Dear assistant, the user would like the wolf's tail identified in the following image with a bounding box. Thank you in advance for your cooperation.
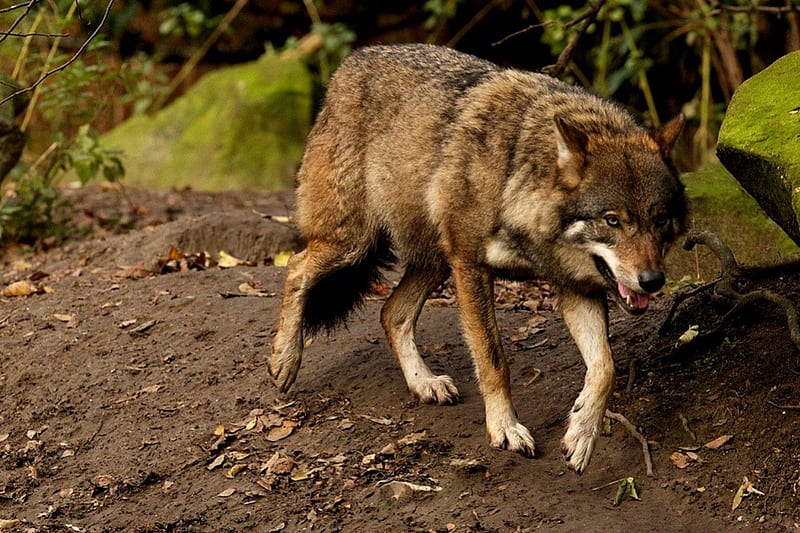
[302,238,396,336]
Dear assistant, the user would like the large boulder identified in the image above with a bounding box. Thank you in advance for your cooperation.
[102,52,313,191]
[716,51,800,246]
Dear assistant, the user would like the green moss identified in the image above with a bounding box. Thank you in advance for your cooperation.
[668,164,800,280]
[718,51,800,180]
[717,51,800,245]
[102,54,313,191]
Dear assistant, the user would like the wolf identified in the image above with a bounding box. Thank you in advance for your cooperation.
[269,44,686,473]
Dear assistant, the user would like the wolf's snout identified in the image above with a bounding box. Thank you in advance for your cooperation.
[638,270,665,293]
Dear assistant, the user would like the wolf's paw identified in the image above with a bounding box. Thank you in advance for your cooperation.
[561,418,600,474]
[410,375,459,405]
[268,350,301,394]
[487,418,536,457]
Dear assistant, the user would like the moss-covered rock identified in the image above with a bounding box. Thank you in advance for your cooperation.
[716,51,800,246]
[667,164,800,280]
[102,53,313,191]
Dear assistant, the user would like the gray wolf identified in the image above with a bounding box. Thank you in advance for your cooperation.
[269,44,686,473]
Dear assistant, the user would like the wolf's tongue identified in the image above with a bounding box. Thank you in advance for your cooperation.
[617,282,650,309]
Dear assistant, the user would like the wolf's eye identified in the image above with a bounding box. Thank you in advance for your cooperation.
[604,215,620,227]
[654,214,669,228]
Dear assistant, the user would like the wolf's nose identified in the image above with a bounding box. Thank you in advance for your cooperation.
[638,270,665,293]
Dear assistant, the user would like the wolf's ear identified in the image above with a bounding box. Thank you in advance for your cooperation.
[554,116,589,166]
[554,116,589,189]
[652,114,685,159]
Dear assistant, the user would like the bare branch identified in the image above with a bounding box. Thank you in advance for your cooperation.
[606,409,654,477]
[0,0,37,46]
[0,2,34,15]
[0,31,69,38]
[541,0,607,78]
[0,0,116,109]
[714,3,799,14]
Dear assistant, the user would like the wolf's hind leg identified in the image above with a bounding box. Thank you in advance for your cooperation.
[380,262,459,405]
[559,292,615,473]
[270,242,357,392]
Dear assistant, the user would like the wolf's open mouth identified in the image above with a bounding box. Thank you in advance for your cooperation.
[592,256,650,315]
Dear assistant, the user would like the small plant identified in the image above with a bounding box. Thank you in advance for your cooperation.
[0,126,125,247]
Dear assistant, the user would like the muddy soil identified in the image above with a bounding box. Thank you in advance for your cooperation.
[0,186,798,532]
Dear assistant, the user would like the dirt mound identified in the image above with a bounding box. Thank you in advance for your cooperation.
[0,186,798,532]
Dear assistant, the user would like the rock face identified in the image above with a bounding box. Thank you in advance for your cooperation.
[717,51,800,246]
[102,53,313,191]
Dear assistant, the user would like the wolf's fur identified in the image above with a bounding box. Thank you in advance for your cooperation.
[270,44,687,473]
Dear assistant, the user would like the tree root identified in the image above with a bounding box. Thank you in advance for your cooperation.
[606,409,654,477]
[662,229,800,353]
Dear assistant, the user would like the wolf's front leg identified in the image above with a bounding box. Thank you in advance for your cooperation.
[559,291,615,473]
[451,260,535,457]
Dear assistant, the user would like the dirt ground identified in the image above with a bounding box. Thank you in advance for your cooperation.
[0,186,798,532]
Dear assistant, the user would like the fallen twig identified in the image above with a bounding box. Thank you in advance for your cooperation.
[766,400,800,410]
[606,409,654,477]
[678,413,696,442]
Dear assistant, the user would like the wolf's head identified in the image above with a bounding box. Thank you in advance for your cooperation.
[555,114,687,314]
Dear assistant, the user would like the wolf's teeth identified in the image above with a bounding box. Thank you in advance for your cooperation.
[625,295,632,307]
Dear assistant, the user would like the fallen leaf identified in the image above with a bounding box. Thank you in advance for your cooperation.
[613,477,639,506]
[0,519,21,529]
[226,464,248,478]
[675,325,699,347]
[266,420,299,442]
[0,433,9,442]
[218,250,251,269]
[358,414,394,426]
[237,283,274,297]
[118,319,137,329]
[113,262,152,280]
[704,434,733,450]
[130,319,158,335]
[380,480,442,500]
[290,466,323,481]
[670,451,690,469]
[92,474,115,488]
[207,455,226,471]
[379,443,397,455]
[53,313,75,323]
[261,213,292,224]
[264,452,294,475]
[2,280,39,297]
[338,419,354,430]
[369,282,392,297]
[732,476,750,511]
[397,430,427,447]
[217,488,236,498]
[272,251,294,267]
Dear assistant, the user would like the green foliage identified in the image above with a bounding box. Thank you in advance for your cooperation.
[0,126,125,246]
[50,125,125,185]
[159,3,222,39]
[281,22,356,84]
[313,22,356,81]
[424,0,463,29]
